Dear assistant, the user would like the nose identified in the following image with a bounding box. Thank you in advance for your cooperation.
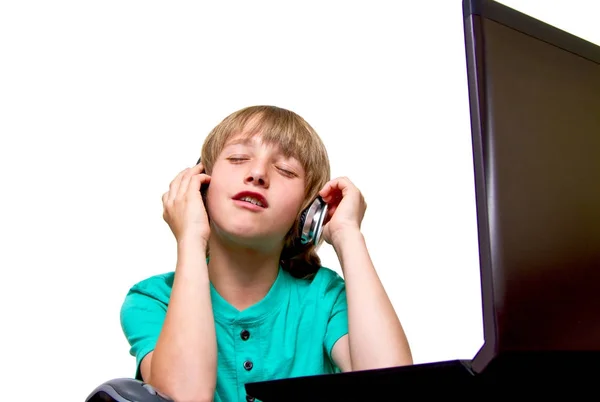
[244,162,269,188]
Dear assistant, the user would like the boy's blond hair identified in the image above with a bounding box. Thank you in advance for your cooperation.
[200,105,331,278]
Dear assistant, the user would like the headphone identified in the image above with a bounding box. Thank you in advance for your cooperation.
[196,157,328,246]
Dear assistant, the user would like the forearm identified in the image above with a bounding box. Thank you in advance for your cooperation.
[334,231,413,370]
[151,239,217,401]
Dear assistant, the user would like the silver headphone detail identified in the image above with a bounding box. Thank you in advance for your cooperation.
[299,196,328,246]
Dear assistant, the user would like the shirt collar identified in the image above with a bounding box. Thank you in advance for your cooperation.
[209,264,290,325]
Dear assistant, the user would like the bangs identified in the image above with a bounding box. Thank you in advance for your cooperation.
[231,108,314,168]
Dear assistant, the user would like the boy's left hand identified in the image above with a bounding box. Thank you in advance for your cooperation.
[319,177,367,246]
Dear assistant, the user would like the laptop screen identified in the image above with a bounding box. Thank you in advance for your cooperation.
[464,0,600,371]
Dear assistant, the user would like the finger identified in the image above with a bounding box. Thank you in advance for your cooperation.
[200,173,211,188]
[193,161,205,173]
[320,177,347,196]
[177,163,206,198]
[177,168,198,200]
[324,203,337,224]
[318,180,336,200]
[319,180,345,204]
[168,168,190,203]
[327,177,356,196]
[188,173,211,198]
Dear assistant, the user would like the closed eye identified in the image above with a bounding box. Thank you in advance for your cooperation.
[277,167,296,177]
[227,157,297,177]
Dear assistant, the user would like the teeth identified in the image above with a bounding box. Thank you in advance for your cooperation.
[240,196,264,207]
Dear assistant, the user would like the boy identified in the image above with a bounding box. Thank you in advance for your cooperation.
[120,105,412,401]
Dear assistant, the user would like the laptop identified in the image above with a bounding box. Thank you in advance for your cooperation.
[246,1,600,400]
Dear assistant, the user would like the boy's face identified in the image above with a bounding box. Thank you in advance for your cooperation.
[206,133,307,251]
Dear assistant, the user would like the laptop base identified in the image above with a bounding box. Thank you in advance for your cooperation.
[245,351,600,401]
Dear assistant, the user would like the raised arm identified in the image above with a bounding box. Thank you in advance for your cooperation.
[142,164,216,401]
[144,241,216,401]
[320,177,413,371]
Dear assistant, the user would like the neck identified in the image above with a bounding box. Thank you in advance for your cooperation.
[207,235,283,311]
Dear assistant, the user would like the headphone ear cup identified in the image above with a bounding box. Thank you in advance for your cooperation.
[297,206,309,244]
[296,197,328,246]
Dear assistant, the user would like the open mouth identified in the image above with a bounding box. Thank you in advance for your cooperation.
[232,191,269,208]
[238,196,265,208]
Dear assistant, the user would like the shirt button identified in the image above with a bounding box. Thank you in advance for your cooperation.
[240,329,250,341]
[243,360,254,371]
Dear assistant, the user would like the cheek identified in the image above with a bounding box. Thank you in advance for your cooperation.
[205,180,228,213]
[278,192,305,222]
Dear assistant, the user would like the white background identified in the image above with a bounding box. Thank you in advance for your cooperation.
[1,1,598,400]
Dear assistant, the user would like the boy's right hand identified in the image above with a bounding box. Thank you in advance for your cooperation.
[162,162,212,247]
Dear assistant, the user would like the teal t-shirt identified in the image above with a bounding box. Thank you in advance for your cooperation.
[120,266,349,402]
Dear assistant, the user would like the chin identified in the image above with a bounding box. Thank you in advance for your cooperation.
[210,219,280,248]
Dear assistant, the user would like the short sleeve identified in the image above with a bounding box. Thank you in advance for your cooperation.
[120,286,168,380]
[322,270,349,365]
